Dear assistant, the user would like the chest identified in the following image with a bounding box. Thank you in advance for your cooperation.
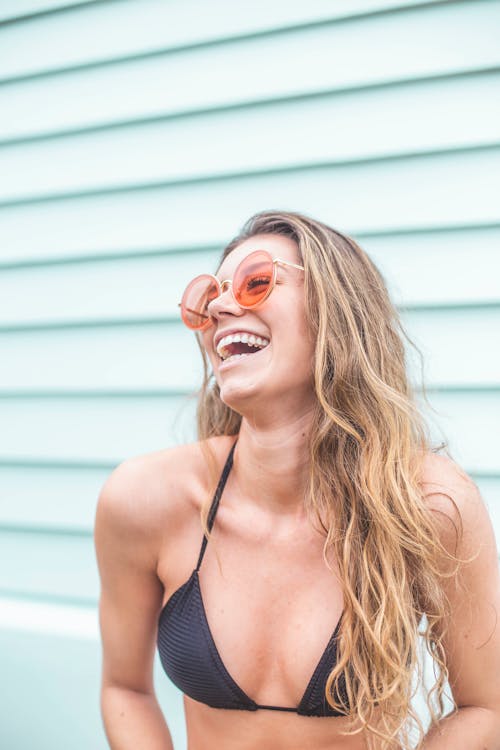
[196,520,344,706]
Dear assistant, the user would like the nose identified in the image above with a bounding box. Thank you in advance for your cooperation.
[206,280,244,322]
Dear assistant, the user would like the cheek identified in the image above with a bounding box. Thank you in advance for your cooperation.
[286,301,313,347]
[286,311,315,374]
[274,316,314,368]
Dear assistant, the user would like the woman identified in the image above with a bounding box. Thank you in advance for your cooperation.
[94,211,500,750]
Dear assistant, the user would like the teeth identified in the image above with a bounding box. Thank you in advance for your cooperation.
[216,332,270,360]
[222,353,252,364]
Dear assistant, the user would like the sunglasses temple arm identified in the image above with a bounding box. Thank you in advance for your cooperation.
[275,259,305,271]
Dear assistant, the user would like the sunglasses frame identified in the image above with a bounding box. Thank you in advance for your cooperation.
[178,250,305,331]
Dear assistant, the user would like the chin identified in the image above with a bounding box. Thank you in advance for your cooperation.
[218,379,260,409]
[215,369,267,413]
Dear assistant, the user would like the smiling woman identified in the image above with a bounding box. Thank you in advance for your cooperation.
[95,210,500,750]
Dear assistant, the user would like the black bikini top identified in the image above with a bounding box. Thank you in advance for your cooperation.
[156,440,349,717]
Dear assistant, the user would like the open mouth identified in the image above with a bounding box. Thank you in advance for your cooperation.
[216,334,270,364]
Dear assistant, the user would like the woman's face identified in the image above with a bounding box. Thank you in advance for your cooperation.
[201,233,316,421]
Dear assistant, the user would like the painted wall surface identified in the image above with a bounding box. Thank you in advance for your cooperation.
[0,1,499,748]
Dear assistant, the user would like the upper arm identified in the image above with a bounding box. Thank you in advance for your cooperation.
[422,454,500,714]
[94,458,166,695]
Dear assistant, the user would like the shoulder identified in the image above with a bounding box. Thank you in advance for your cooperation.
[419,450,481,509]
[95,435,236,546]
[418,450,489,558]
[419,450,477,501]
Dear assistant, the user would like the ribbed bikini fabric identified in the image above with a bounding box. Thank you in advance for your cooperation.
[156,440,349,717]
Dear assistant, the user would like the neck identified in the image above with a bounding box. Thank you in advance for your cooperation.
[231,411,314,518]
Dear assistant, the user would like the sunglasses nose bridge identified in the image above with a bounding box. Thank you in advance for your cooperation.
[207,277,239,318]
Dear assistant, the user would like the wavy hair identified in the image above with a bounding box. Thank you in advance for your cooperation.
[191,210,472,750]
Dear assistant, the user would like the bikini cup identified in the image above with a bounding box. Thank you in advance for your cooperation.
[156,439,349,717]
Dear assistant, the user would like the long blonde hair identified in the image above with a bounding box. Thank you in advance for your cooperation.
[192,210,471,749]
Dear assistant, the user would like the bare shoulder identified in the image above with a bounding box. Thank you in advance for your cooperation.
[418,450,489,558]
[96,441,200,536]
[420,450,476,500]
[95,435,236,550]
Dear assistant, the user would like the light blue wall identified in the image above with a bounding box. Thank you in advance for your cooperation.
[0,1,499,748]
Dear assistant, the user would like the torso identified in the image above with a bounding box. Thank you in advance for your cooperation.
[152,435,380,749]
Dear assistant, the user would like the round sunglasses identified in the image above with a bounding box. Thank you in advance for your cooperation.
[179,249,305,331]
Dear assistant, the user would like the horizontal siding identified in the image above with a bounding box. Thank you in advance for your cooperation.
[0,309,499,392]
[425,390,500,472]
[0,0,96,24]
[1,71,500,203]
[0,391,497,472]
[1,226,499,321]
[1,148,500,263]
[1,1,499,141]
[0,529,97,602]
[368,225,500,307]
[0,0,450,78]
[404,307,500,386]
[0,463,108,529]
[0,324,203,391]
[0,394,197,461]
[0,247,220,320]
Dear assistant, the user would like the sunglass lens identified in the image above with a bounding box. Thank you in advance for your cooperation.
[181,275,219,329]
[233,251,274,307]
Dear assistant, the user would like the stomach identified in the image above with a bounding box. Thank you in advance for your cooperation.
[184,696,381,750]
